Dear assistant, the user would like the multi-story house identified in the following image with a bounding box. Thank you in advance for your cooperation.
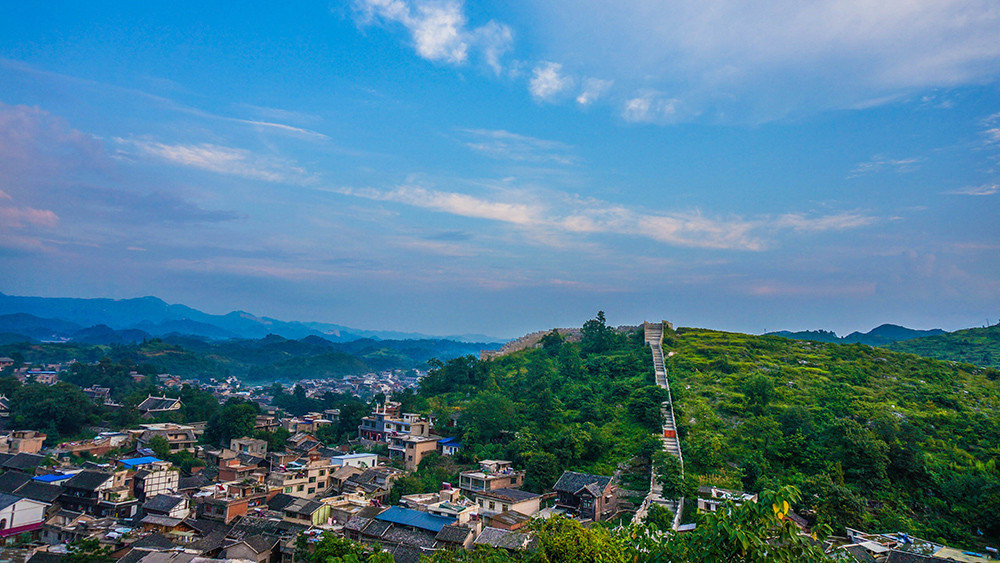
[231,437,268,457]
[458,460,525,495]
[135,424,197,454]
[0,431,46,454]
[124,458,179,502]
[59,470,138,519]
[388,434,441,471]
[266,453,334,498]
[552,471,618,522]
[357,402,430,442]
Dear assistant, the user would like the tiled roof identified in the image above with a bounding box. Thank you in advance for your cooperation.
[552,471,612,495]
[14,480,63,502]
[2,452,46,471]
[137,396,182,412]
[435,524,472,544]
[0,471,32,493]
[474,527,509,547]
[143,494,185,514]
[477,487,540,503]
[63,470,113,492]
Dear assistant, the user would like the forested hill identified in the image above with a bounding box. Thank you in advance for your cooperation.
[0,333,495,381]
[415,318,999,550]
[887,324,1000,368]
[663,327,999,547]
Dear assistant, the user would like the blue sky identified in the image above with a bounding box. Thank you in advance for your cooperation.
[1,1,998,338]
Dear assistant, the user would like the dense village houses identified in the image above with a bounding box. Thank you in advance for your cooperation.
[388,434,441,471]
[357,401,431,443]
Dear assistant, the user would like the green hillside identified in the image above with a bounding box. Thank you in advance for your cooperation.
[665,327,999,545]
[412,318,999,550]
[886,324,1000,369]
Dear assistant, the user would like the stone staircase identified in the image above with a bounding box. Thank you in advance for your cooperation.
[633,321,684,529]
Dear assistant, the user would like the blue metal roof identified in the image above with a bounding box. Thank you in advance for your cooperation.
[375,506,456,533]
[439,437,462,447]
[33,474,71,482]
[119,456,163,467]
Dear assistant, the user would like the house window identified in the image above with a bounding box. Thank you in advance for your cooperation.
[319,470,326,476]
[489,502,495,510]
[308,488,315,494]
[297,485,304,492]
[284,487,292,493]
[309,477,316,483]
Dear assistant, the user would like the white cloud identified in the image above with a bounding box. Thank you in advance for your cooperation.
[773,212,877,231]
[460,129,576,164]
[355,0,512,69]
[334,183,875,251]
[946,183,999,196]
[336,185,542,225]
[119,138,310,183]
[0,205,59,228]
[849,155,922,177]
[622,91,683,123]
[520,0,1000,118]
[529,62,573,101]
[576,78,613,106]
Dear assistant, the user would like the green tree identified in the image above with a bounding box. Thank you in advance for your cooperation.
[532,515,627,563]
[64,538,114,563]
[632,486,833,563]
[148,435,171,459]
[205,400,259,445]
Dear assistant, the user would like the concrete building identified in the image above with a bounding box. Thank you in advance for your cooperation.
[459,460,525,495]
[388,434,441,471]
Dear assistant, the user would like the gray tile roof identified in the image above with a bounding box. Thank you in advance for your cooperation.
[435,524,472,544]
[552,471,612,495]
[143,494,185,514]
[2,452,46,471]
[14,480,63,502]
[477,487,540,503]
[0,471,32,493]
[63,470,113,492]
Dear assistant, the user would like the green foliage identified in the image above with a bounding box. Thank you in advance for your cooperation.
[296,532,384,563]
[64,538,114,563]
[10,382,101,442]
[204,399,260,446]
[887,324,1000,369]
[148,435,172,459]
[667,328,1000,547]
[630,486,833,563]
[531,515,627,563]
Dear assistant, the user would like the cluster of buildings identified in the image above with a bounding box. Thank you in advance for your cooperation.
[0,396,629,563]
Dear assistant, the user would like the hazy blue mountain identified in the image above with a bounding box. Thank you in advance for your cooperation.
[0,292,508,346]
[71,324,153,345]
[767,323,946,345]
[0,313,82,341]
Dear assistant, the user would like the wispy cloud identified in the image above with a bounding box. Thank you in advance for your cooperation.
[946,183,999,196]
[460,129,576,164]
[336,185,541,225]
[529,62,573,101]
[622,91,684,124]
[118,138,311,184]
[333,183,876,251]
[354,0,512,71]
[849,155,922,177]
[0,205,59,228]
[577,78,613,106]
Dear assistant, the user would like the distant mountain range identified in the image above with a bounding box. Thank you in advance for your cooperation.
[0,292,504,344]
[765,324,947,346]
